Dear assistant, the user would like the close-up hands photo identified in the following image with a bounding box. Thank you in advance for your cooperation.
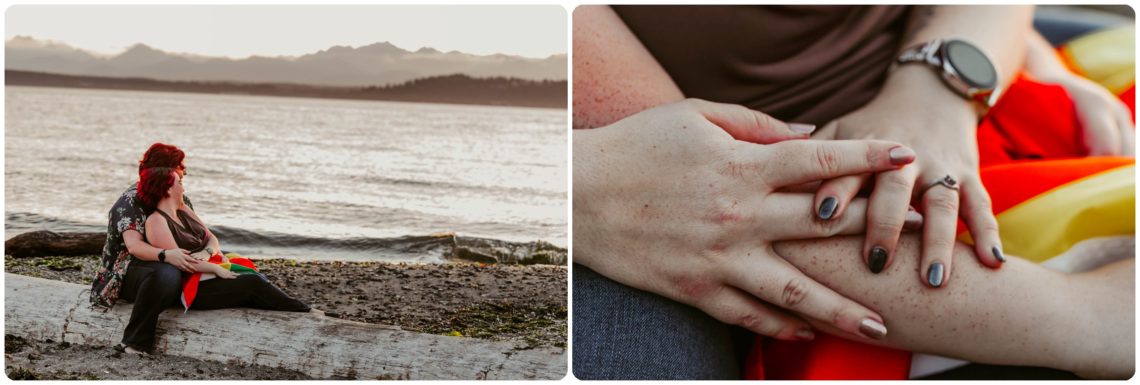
[572,3,1135,381]
[2,2,1136,383]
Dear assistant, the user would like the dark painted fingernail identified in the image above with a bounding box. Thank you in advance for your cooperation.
[868,247,887,274]
[789,123,817,135]
[889,146,916,165]
[902,210,923,231]
[859,318,887,340]
[928,262,944,288]
[818,197,838,220]
[993,246,1006,263]
[795,328,816,341]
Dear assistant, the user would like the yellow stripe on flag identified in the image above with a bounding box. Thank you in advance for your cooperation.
[960,165,1135,262]
[1060,26,1136,95]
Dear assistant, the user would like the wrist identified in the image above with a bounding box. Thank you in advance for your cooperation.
[879,65,980,123]
[572,129,610,268]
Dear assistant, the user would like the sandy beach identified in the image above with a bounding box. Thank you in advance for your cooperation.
[5,255,566,380]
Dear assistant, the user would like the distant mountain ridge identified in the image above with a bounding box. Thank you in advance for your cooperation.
[6,70,567,109]
[6,36,566,87]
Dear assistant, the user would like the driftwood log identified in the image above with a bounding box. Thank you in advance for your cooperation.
[5,231,104,258]
[5,274,566,380]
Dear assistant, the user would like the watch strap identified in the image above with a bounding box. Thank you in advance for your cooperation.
[158,249,166,262]
[896,39,944,67]
[894,38,999,110]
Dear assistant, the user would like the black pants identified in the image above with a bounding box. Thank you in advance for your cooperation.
[119,260,310,352]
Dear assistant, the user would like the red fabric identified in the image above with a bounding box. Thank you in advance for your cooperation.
[1123,85,1136,116]
[757,334,911,380]
[977,74,1084,167]
[229,257,258,271]
[746,76,1136,380]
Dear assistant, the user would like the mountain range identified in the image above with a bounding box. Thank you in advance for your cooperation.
[6,36,566,87]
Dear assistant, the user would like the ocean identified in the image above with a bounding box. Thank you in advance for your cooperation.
[5,86,567,262]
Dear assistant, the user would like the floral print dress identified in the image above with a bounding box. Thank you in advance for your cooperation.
[89,184,192,308]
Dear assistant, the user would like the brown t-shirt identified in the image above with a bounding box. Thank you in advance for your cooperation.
[614,5,911,125]
[153,209,211,254]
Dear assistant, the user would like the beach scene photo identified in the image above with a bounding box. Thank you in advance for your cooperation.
[4,5,567,380]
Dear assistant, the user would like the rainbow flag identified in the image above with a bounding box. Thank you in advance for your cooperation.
[180,253,261,311]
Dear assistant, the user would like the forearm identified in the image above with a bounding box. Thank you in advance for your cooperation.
[899,5,1033,89]
[774,235,1134,378]
[572,5,683,129]
[207,232,222,256]
[1023,29,1089,87]
[198,262,225,274]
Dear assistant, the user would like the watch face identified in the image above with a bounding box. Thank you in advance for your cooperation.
[944,40,997,89]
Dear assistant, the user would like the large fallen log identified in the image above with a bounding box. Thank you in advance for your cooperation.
[5,231,104,258]
[5,274,566,380]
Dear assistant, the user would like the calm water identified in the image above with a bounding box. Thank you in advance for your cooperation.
[5,86,567,261]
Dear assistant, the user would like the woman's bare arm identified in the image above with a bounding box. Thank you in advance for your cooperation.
[572,5,684,129]
[143,214,180,251]
[774,235,1134,379]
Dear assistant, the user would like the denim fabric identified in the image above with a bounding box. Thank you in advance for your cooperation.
[572,265,746,380]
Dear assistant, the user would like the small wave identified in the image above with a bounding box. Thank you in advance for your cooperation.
[5,212,102,235]
[349,174,563,198]
[206,226,566,265]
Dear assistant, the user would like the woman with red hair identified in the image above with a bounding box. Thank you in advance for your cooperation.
[91,144,310,355]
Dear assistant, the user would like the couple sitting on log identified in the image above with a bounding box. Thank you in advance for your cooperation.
[89,143,313,355]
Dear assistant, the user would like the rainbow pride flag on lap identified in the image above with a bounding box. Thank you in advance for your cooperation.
[180,253,260,311]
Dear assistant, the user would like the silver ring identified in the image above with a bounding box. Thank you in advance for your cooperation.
[922,175,959,195]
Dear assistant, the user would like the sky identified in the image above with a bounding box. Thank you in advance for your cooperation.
[6,5,567,59]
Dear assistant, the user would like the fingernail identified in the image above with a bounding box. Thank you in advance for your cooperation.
[818,197,838,220]
[992,246,1006,263]
[789,123,817,135]
[868,247,887,274]
[928,262,944,288]
[795,328,816,341]
[902,210,923,231]
[859,318,887,340]
[889,146,916,165]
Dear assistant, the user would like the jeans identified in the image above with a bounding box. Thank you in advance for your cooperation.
[571,265,750,380]
[119,260,310,352]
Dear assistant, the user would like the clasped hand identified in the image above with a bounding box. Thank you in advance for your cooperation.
[574,99,919,340]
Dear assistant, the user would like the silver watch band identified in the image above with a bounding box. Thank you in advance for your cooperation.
[893,38,999,109]
[897,39,943,67]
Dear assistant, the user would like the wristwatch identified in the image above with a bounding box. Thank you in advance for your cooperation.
[895,38,1000,108]
[158,249,167,262]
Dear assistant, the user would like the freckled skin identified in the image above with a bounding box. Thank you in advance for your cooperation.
[772,235,1134,379]
[572,6,684,130]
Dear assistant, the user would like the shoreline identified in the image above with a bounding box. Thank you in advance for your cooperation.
[3,230,568,265]
[4,255,566,380]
